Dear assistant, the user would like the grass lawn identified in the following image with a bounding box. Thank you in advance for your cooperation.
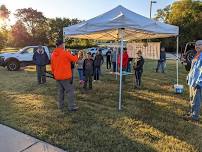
[0,60,202,152]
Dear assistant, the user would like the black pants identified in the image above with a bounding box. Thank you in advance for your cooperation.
[84,72,92,89]
[36,65,46,84]
[112,62,116,72]
[135,70,143,87]
[107,57,111,69]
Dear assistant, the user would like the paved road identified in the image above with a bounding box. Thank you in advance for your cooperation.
[0,124,67,152]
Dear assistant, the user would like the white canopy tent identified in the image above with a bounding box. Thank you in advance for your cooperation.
[63,5,179,110]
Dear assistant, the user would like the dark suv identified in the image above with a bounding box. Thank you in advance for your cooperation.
[181,42,196,71]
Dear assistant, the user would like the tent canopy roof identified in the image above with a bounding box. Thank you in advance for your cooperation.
[63,5,179,41]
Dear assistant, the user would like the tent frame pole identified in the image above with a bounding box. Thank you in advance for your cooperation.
[176,36,179,85]
[118,28,124,111]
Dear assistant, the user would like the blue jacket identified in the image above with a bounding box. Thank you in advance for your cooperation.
[159,51,166,62]
[33,51,49,66]
[187,53,202,88]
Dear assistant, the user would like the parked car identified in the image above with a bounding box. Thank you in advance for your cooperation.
[87,47,98,56]
[180,42,196,71]
[87,47,110,56]
[0,46,51,71]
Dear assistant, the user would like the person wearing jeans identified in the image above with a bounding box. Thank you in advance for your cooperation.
[156,47,166,73]
[77,51,85,84]
[118,48,129,82]
[111,48,117,72]
[184,40,202,122]
[94,50,104,81]
[33,45,49,84]
[51,40,78,112]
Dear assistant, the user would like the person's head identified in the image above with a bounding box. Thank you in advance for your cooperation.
[37,45,43,51]
[98,49,102,54]
[56,39,64,48]
[123,47,127,52]
[195,40,202,52]
[161,47,165,52]
[136,50,142,57]
[78,50,84,59]
[87,52,91,59]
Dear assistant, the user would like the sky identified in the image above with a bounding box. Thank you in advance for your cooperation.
[1,0,176,24]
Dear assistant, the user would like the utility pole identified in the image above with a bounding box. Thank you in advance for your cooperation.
[150,0,157,19]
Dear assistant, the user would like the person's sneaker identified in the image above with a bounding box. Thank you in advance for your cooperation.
[183,115,199,122]
[68,107,79,112]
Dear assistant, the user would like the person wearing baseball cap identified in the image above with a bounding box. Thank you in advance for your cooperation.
[51,39,78,112]
[33,45,49,84]
[184,40,202,122]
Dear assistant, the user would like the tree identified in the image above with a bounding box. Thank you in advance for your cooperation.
[0,5,10,21]
[15,8,48,45]
[154,0,202,48]
[0,5,10,50]
[11,21,31,47]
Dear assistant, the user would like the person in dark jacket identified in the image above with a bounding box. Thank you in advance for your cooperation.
[94,50,104,81]
[133,50,144,88]
[106,49,112,69]
[33,45,49,84]
[83,52,94,90]
[156,47,166,73]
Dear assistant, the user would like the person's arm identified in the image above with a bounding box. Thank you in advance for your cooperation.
[66,51,78,62]
[101,55,104,64]
[33,52,36,64]
[83,59,86,76]
[92,59,95,75]
[44,52,50,65]
[51,55,55,74]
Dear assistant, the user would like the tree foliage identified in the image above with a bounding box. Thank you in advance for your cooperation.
[0,5,10,20]
[0,5,10,50]
[15,8,48,45]
[155,0,202,47]
[11,21,31,47]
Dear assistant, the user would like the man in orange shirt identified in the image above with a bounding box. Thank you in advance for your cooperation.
[51,40,78,112]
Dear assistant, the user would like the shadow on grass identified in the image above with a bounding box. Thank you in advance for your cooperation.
[0,90,157,152]
[122,90,202,151]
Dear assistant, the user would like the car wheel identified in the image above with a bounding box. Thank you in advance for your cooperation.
[7,60,20,71]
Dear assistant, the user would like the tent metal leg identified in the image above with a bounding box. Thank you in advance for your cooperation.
[119,29,124,111]
[176,36,179,85]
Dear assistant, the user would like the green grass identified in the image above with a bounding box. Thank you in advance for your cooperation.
[0,60,202,152]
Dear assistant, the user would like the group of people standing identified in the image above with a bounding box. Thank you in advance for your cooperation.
[32,40,168,113]
[76,50,104,90]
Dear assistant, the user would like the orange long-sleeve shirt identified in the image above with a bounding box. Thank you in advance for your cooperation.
[51,48,78,80]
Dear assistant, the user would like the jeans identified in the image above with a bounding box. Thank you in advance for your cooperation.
[156,61,165,73]
[112,62,116,72]
[135,70,143,87]
[190,87,202,120]
[94,67,100,80]
[78,69,84,81]
[127,62,131,72]
[36,65,46,84]
[57,79,76,110]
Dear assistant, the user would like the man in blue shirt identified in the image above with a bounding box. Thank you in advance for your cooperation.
[156,47,166,73]
[184,40,202,122]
